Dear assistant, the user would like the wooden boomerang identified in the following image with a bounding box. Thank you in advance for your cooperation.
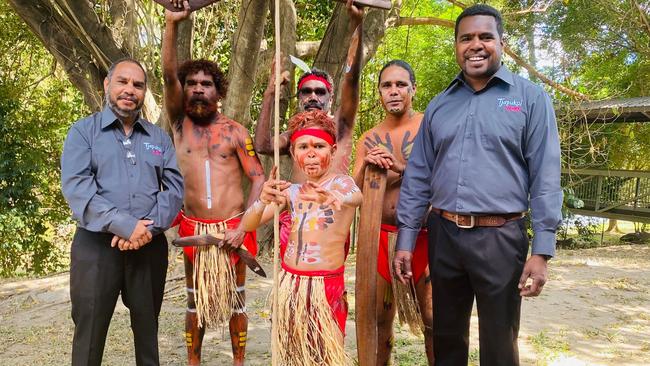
[172,235,267,278]
[155,0,391,11]
[153,0,219,12]
[333,0,392,10]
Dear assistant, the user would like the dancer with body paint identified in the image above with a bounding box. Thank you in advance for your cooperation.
[254,0,364,278]
[255,0,364,181]
[162,3,265,365]
[353,60,433,365]
[242,110,362,365]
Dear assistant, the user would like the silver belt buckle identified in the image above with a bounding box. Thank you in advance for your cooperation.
[455,214,475,229]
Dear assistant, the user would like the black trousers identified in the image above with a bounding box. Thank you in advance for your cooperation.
[427,213,529,366]
[70,228,168,366]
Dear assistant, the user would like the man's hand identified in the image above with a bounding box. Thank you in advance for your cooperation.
[260,176,290,206]
[129,219,154,246]
[265,54,290,93]
[518,254,548,297]
[364,146,404,174]
[346,0,364,25]
[111,235,140,251]
[165,0,191,22]
[393,250,413,285]
[222,228,246,249]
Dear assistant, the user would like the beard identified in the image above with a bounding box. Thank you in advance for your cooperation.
[106,92,143,121]
[184,96,218,126]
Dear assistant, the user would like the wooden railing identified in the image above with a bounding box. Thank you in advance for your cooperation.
[561,168,650,223]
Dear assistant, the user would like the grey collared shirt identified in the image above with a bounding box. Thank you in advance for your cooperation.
[396,66,562,257]
[61,107,184,239]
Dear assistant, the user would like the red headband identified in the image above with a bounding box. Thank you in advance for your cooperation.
[297,75,332,93]
[290,128,335,146]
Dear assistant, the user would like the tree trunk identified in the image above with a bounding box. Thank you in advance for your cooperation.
[606,219,624,233]
[8,0,110,111]
[268,0,297,121]
[222,0,269,127]
[7,0,165,120]
[314,4,353,111]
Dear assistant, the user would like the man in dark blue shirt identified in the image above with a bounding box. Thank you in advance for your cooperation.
[393,5,562,365]
[61,58,184,366]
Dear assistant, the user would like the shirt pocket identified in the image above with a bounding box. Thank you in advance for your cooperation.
[141,143,164,190]
[480,103,526,152]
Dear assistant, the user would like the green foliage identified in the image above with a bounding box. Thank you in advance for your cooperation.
[295,0,335,41]
[0,3,85,276]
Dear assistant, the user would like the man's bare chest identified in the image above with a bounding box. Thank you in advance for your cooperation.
[174,122,238,162]
[363,128,418,161]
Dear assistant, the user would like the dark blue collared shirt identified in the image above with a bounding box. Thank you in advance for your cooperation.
[61,107,184,239]
[396,66,562,257]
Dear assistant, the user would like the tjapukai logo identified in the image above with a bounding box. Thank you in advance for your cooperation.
[144,142,163,156]
[497,97,522,112]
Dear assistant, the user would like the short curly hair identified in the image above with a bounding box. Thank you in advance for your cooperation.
[178,59,228,98]
[287,110,336,142]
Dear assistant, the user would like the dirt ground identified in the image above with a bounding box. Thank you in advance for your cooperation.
[1,244,649,365]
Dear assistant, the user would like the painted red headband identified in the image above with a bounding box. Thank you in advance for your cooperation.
[290,128,335,146]
[297,75,333,93]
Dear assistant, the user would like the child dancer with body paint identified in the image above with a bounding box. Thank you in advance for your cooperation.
[242,110,362,365]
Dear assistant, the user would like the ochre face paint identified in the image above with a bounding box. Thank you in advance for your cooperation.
[292,134,334,179]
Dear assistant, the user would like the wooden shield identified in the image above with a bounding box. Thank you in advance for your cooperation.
[152,0,220,12]
[355,165,387,365]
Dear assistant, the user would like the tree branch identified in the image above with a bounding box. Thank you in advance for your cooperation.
[222,0,269,126]
[8,0,106,110]
[394,15,590,100]
[633,0,650,37]
[395,16,454,27]
[502,46,589,100]
[446,0,468,9]
[503,0,557,16]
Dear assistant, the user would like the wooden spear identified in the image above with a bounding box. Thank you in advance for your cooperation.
[271,0,281,363]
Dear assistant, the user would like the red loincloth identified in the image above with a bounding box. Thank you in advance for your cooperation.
[377,223,428,284]
[173,211,257,265]
[281,262,348,335]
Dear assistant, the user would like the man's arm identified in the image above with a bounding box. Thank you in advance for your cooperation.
[518,89,562,297]
[143,133,185,236]
[61,125,139,240]
[236,127,266,209]
[162,6,191,125]
[352,132,369,188]
[524,90,563,258]
[223,125,267,249]
[240,170,290,232]
[334,1,364,142]
[393,108,435,284]
[255,58,291,156]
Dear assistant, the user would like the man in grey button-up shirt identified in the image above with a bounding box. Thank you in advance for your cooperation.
[393,5,562,365]
[61,58,183,366]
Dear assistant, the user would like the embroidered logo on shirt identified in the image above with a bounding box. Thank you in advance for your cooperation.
[143,142,163,156]
[497,97,523,112]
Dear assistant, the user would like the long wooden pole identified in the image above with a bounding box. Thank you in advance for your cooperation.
[355,165,387,365]
[271,0,281,363]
